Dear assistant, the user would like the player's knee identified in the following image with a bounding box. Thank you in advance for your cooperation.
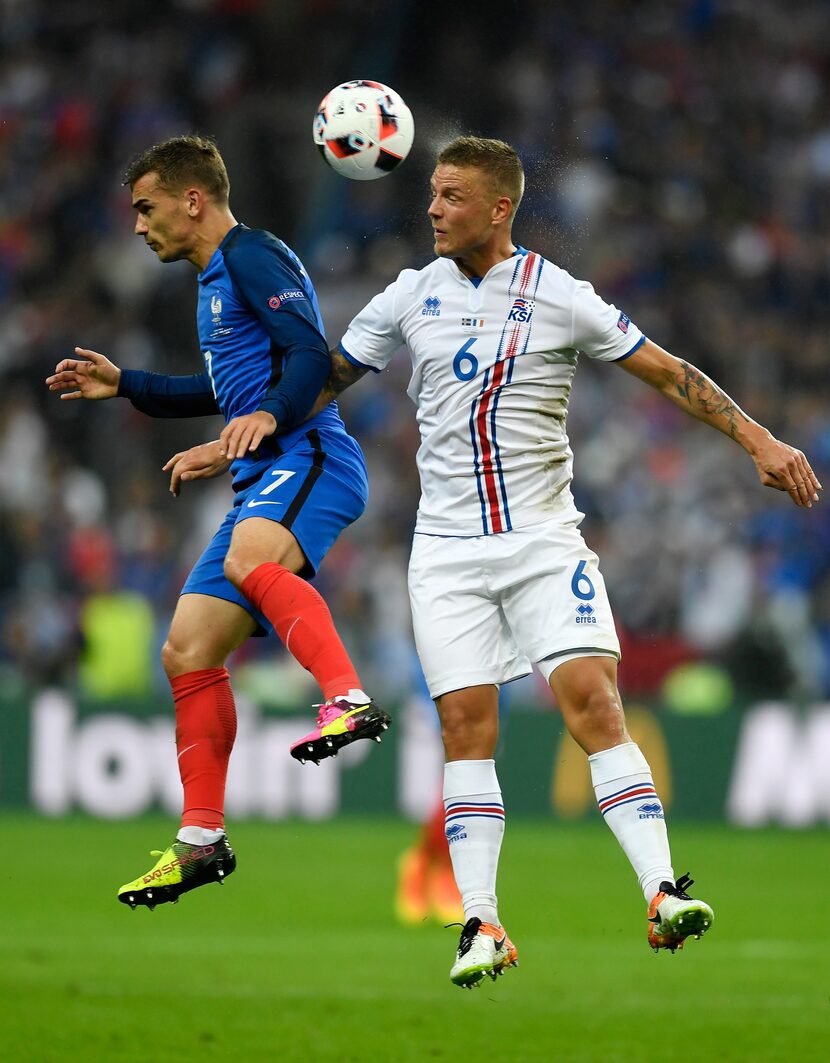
[439,702,498,759]
[162,636,227,678]
[223,549,251,591]
[563,685,627,747]
[224,544,283,589]
[161,637,188,679]
[573,684,622,721]
[222,548,266,591]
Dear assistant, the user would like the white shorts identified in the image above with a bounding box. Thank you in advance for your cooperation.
[407,511,620,699]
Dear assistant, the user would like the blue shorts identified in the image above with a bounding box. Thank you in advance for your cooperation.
[181,427,368,635]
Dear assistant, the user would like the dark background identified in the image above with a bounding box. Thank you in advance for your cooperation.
[2,0,828,709]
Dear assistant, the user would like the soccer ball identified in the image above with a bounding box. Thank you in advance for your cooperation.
[313,80,414,181]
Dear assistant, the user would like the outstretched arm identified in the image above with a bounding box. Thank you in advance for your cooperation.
[47,348,219,418]
[620,339,822,508]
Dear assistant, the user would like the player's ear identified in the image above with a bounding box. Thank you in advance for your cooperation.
[492,196,513,224]
[185,187,203,217]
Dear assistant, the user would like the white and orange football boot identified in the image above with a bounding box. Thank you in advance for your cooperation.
[648,872,714,953]
[450,917,519,988]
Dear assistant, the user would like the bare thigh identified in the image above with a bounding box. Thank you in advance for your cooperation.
[224,516,307,586]
[162,593,258,679]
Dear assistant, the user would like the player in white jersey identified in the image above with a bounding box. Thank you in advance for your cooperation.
[342,237,641,540]
[326,136,822,988]
[173,136,822,986]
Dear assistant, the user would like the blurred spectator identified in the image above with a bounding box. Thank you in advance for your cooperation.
[58,517,155,698]
[1,0,828,704]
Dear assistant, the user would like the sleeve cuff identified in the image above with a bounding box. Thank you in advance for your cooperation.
[257,395,291,426]
[339,341,382,373]
[117,368,146,398]
[612,335,646,362]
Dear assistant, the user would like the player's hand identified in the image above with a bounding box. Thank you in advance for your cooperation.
[219,411,278,461]
[45,347,121,400]
[751,434,822,508]
[163,440,231,496]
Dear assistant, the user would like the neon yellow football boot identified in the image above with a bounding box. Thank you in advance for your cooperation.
[117,837,236,910]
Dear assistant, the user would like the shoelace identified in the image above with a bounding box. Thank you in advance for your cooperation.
[447,917,482,957]
[663,872,695,900]
[312,700,350,726]
[312,696,372,726]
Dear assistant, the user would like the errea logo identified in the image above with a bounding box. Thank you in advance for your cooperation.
[422,295,441,317]
[445,822,467,844]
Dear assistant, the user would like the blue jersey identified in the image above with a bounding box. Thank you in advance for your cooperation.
[119,224,350,488]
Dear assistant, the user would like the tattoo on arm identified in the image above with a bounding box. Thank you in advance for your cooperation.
[674,361,750,439]
[318,351,371,405]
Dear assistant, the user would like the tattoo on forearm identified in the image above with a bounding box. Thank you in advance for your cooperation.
[674,361,749,439]
[305,356,372,423]
[327,355,370,397]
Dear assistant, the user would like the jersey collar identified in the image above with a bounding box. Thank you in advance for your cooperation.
[452,245,529,287]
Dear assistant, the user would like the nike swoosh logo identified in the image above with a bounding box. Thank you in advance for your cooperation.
[247,500,285,508]
[178,742,198,759]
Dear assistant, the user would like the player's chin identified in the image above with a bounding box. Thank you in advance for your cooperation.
[148,242,179,263]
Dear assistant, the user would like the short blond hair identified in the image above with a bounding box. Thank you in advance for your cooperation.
[437,136,524,217]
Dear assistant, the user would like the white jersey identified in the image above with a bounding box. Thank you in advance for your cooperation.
[340,248,644,536]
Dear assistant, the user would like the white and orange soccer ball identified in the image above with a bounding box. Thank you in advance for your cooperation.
[313,80,414,181]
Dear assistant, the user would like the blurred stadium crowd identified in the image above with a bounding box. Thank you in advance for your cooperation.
[1,0,829,708]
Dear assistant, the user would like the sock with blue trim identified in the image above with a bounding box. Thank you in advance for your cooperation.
[443,759,505,925]
[589,741,674,903]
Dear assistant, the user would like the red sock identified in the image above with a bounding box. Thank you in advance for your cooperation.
[241,562,361,700]
[171,668,237,831]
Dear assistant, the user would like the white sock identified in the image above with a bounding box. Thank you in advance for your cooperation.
[177,826,225,846]
[589,742,674,903]
[443,759,505,925]
[341,688,369,703]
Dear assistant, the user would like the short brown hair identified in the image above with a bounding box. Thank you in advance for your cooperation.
[123,135,230,203]
[437,136,524,218]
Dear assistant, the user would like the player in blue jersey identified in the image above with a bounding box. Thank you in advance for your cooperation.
[46,135,390,909]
